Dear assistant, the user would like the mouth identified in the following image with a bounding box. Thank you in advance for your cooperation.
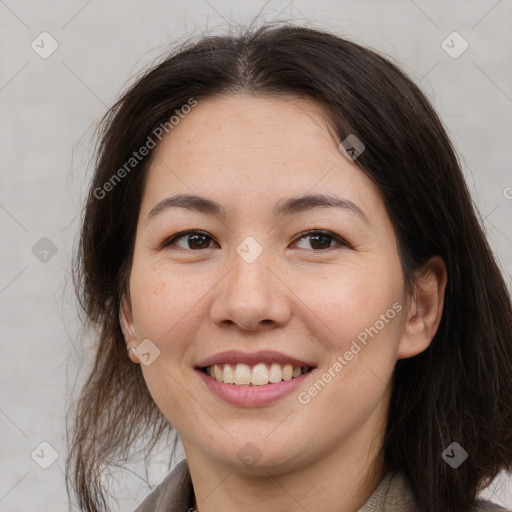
[199,362,313,386]
[195,350,317,406]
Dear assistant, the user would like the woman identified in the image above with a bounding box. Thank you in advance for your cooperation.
[67,23,512,512]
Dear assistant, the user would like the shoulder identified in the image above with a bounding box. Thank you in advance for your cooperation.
[358,470,512,512]
[357,471,421,511]
[133,459,194,512]
[132,462,511,512]
[471,499,512,512]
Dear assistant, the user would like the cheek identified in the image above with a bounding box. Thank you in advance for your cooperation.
[296,258,404,346]
[302,261,405,411]
[305,303,404,426]
[129,263,196,345]
[129,264,207,427]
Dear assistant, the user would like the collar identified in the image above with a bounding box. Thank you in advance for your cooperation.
[133,458,510,512]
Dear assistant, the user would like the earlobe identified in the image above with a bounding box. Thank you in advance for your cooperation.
[397,256,447,359]
[119,296,140,364]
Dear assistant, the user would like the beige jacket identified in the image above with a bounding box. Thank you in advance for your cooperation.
[133,459,511,512]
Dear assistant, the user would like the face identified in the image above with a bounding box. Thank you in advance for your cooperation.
[121,93,414,475]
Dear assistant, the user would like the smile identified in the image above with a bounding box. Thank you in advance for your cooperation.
[196,350,316,406]
[202,363,312,386]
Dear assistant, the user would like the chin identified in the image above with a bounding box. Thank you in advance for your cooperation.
[199,432,317,476]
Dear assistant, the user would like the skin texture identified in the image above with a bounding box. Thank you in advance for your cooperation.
[120,93,447,512]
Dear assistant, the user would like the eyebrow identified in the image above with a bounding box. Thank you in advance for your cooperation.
[146,193,369,225]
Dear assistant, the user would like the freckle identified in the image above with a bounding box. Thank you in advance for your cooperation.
[152,282,165,294]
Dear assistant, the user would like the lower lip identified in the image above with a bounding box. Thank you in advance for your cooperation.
[196,369,315,407]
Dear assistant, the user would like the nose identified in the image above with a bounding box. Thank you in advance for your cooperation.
[209,248,292,331]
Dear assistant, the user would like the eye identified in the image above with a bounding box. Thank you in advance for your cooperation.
[291,229,350,251]
[162,230,218,250]
[161,229,350,251]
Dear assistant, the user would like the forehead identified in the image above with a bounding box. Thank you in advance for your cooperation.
[141,93,383,222]
[153,94,336,164]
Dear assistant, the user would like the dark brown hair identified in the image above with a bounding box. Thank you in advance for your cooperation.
[67,22,512,512]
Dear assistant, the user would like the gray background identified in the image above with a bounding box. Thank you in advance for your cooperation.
[1,1,511,511]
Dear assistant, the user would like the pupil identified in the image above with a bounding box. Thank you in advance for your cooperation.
[311,234,330,250]
[186,233,332,250]
[189,234,208,249]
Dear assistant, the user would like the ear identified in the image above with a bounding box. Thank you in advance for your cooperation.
[397,255,447,359]
[119,295,140,364]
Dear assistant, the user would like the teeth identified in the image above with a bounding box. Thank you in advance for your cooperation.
[251,363,269,386]
[234,363,252,385]
[268,363,282,383]
[213,364,223,381]
[206,362,310,385]
[223,364,234,384]
[282,364,293,381]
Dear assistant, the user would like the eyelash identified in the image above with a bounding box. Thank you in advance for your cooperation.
[160,229,351,251]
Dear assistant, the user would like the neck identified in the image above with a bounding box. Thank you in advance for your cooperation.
[185,414,387,512]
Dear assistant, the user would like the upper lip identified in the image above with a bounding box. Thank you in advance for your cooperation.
[197,350,315,368]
